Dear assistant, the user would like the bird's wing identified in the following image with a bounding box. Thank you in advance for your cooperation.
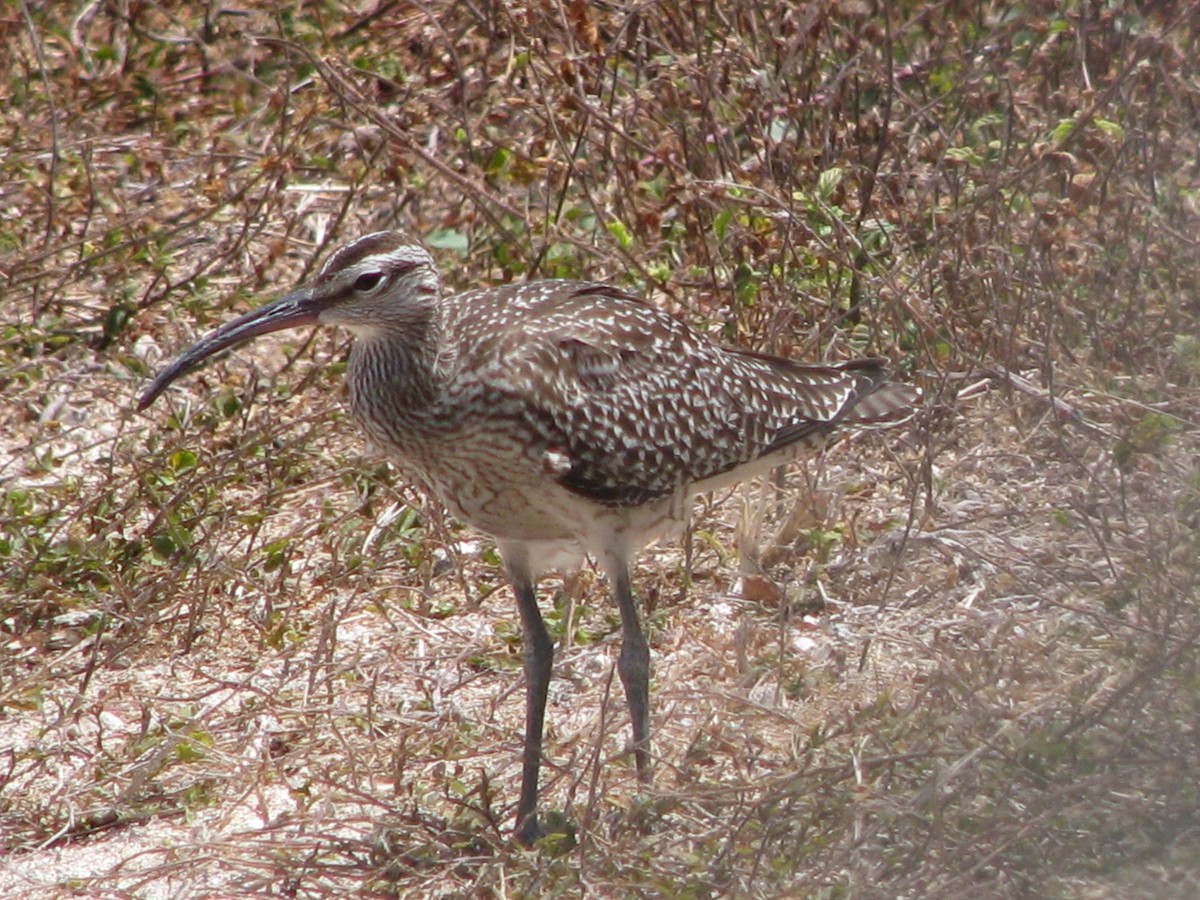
[482,284,887,507]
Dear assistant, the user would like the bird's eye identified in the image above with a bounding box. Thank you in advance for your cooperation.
[354,272,385,292]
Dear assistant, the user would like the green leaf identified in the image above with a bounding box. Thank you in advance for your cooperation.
[944,146,982,164]
[606,219,633,250]
[714,208,732,241]
[1051,118,1075,146]
[149,534,177,558]
[425,229,470,254]
[1094,117,1124,139]
[816,167,843,201]
[169,450,198,473]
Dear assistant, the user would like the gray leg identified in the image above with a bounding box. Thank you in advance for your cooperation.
[611,562,652,781]
[508,558,553,847]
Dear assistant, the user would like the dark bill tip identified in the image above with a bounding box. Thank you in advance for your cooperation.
[137,289,319,412]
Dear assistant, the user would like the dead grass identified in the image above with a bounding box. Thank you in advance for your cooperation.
[2,1,1199,897]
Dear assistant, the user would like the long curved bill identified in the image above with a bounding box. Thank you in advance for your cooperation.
[137,288,319,411]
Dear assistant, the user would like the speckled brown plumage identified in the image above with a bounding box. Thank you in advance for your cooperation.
[139,231,919,846]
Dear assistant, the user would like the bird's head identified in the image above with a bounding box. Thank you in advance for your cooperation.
[136,231,439,411]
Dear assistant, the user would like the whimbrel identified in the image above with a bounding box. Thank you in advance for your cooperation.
[138,231,918,845]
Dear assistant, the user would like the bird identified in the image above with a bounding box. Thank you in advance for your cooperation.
[138,230,919,847]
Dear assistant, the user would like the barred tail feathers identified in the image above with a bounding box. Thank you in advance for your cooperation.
[842,379,921,428]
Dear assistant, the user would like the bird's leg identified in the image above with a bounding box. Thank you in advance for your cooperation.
[508,557,553,847]
[611,561,652,782]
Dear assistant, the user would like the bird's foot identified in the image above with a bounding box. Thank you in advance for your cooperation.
[513,813,544,849]
[514,810,576,852]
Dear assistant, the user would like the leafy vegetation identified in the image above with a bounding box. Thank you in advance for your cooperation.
[2,1,1198,896]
